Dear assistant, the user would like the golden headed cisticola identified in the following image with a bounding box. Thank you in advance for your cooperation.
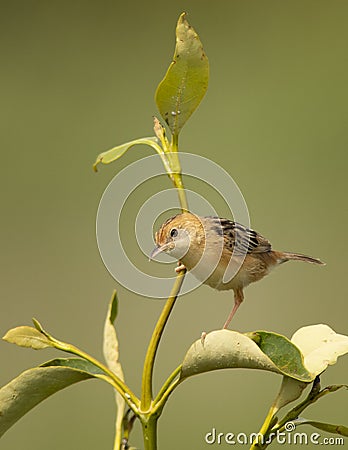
[151,212,324,329]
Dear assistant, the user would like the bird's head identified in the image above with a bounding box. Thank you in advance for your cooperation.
[150,212,205,261]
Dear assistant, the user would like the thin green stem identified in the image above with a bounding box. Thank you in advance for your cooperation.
[173,172,189,212]
[153,364,182,405]
[152,377,182,415]
[47,337,140,412]
[140,270,186,411]
[171,133,179,152]
[113,417,122,450]
[250,404,279,450]
[141,414,158,450]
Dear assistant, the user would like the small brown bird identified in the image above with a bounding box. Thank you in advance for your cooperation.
[151,212,324,328]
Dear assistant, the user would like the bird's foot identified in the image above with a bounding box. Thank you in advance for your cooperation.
[175,262,186,273]
[200,331,207,345]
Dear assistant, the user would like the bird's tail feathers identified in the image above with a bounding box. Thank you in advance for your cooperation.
[276,251,325,265]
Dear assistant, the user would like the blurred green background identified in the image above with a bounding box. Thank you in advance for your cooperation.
[1,1,348,448]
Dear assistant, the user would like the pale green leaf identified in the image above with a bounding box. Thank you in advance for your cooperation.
[274,325,348,411]
[93,137,161,171]
[2,326,53,350]
[0,359,103,437]
[291,324,348,376]
[277,382,348,425]
[180,330,312,381]
[103,291,125,450]
[273,376,309,411]
[155,12,209,136]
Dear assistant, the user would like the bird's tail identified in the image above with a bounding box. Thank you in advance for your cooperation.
[275,251,325,265]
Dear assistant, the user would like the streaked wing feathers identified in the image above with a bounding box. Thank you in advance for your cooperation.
[208,217,272,255]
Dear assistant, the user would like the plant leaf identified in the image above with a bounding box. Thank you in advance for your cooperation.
[273,376,310,411]
[0,359,105,438]
[294,418,348,437]
[291,324,348,376]
[103,291,125,450]
[93,137,162,172]
[41,357,105,374]
[276,382,348,427]
[249,331,312,381]
[273,325,348,412]
[180,330,312,381]
[155,12,209,136]
[2,326,54,350]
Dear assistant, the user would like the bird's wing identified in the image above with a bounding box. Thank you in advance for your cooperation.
[207,217,272,255]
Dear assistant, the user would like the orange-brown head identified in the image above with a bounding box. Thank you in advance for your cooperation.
[150,212,205,263]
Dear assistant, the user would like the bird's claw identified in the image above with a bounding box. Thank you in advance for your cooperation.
[175,263,186,273]
[200,331,207,345]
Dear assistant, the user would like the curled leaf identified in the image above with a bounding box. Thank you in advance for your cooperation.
[273,376,309,411]
[180,330,312,381]
[248,331,312,381]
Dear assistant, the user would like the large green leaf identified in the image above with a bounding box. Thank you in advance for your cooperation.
[0,358,106,438]
[180,330,312,382]
[155,12,209,136]
[103,291,125,450]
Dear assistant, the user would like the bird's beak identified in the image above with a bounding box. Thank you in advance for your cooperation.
[149,242,172,260]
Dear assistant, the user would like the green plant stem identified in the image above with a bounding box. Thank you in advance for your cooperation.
[113,414,122,450]
[141,414,158,450]
[46,337,140,412]
[171,133,179,152]
[250,404,278,450]
[152,376,181,415]
[140,270,186,411]
[173,172,189,212]
[153,364,182,405]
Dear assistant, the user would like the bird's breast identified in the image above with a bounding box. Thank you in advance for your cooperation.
[182,247,277,291]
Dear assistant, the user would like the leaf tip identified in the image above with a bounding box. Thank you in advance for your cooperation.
[2,330,10,342]
[93,159,101,172]
[32,317,43,332]
[178,11,187,22]
[109,290,118,324]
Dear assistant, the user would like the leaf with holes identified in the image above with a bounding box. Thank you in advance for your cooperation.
[155,12,209,136]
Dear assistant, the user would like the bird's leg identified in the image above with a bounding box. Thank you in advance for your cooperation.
[222,288,244,329]
[175,261,186,273]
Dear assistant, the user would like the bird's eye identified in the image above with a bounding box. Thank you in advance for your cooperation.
[170,228,178,238]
